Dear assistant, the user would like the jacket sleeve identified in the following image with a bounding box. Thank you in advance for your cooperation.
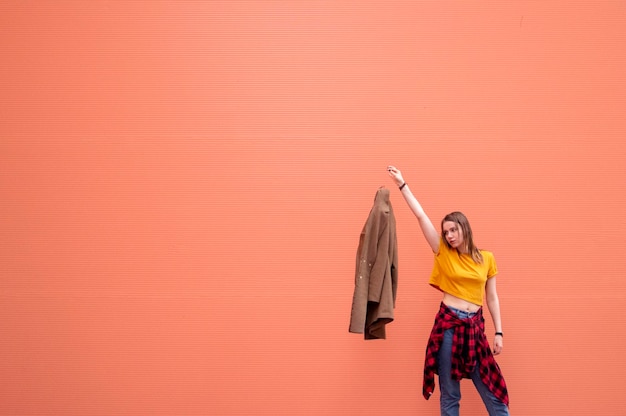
[366,207,390,303]
[349,205,388,334]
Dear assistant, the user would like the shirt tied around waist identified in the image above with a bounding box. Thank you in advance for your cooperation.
[423,302,509,406]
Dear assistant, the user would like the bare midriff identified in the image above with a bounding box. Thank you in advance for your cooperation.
[442,292,481,313]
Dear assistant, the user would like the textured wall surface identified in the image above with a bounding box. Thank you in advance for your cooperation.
[2,2,625,415]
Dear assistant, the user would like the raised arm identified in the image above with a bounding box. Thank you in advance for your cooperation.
[387,166,440,253]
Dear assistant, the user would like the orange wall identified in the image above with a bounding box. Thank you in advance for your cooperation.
[2,2,626,415]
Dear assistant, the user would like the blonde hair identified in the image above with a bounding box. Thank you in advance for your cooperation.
[441,211,483,264]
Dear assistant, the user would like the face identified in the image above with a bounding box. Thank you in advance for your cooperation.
[442,221,464,251]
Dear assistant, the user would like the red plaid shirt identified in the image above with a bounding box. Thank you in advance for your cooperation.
[423,302,509,406]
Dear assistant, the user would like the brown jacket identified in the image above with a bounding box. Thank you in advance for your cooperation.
[349,187,398,339]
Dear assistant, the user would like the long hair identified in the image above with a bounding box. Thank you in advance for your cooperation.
[441,211,483,264]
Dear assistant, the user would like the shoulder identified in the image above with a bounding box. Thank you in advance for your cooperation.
[480,249,497,265]
[480,249,495,260]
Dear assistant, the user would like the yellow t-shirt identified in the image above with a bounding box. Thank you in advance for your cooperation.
[428,238,498,306]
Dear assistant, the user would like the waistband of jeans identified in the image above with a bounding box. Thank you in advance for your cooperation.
[445,304,478,317]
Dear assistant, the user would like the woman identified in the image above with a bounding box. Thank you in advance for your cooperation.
[387,166,510,416]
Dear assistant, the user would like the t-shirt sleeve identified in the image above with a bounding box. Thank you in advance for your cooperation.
[486,251,498,278]
[428,237,447,289]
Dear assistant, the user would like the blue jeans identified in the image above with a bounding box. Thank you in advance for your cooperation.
[437,307,510,416]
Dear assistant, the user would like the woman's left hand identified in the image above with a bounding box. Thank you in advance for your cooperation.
[493,336,503,355]
[386,165,405,187]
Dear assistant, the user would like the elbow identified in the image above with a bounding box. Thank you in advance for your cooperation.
[485,291,499,307]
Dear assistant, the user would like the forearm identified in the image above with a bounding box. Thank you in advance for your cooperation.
[486,295,503,333]
[387,166,439,251]
[400,185,439,251]
[400,184,427,220]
